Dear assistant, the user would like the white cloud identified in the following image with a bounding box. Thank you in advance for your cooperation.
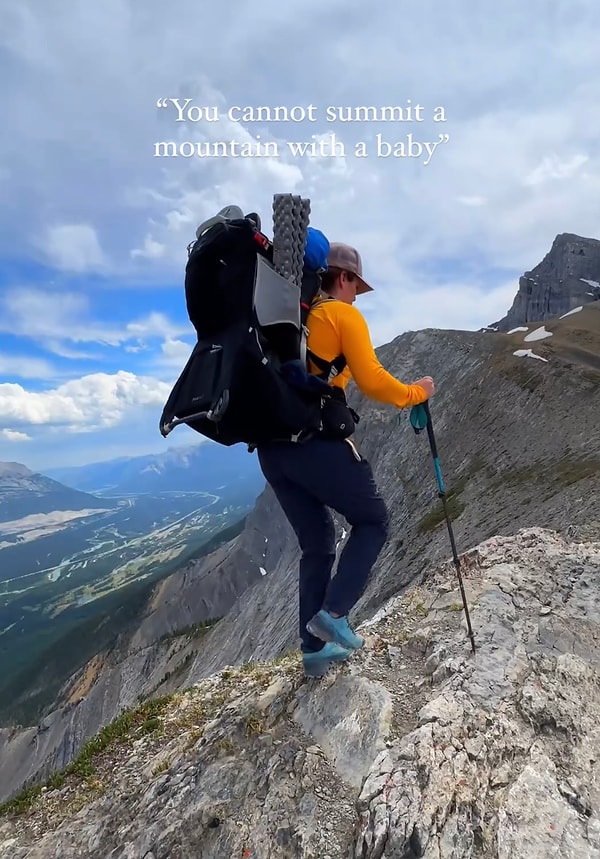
[363,275,518,347]
[159,338,193,367]
[457,196,486,207]
[0,429,32,442]
[0,371,172,433]
[42,342,103,361]
[125,313,185,340]
[0,353,57,380]
[3,2,600,290]
[130,235,167,260]
[524,154,589,187]
[132,337,196,380]
[3,2,600,284]
[39,224,106,273]
[0,289,187,353]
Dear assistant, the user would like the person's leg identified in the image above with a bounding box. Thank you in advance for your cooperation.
[308,445,389,647]
[263,438,389,649]
[257,444,337,652]
[320,443,389,618]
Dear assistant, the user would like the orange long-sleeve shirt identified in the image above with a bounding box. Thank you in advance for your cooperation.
[306,297,428,408]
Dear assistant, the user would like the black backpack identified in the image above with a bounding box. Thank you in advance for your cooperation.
[159,199,338,450]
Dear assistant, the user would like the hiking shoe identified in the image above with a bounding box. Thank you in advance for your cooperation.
[302,642,352,677]
[306,610,364,650]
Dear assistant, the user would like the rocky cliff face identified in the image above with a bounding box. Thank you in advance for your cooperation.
[2,525,600,858]
[1,302,599,818]
[492,233,600,331]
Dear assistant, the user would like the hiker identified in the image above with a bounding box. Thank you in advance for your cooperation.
[256,241,435,676]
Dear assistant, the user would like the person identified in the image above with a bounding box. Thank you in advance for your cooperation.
[256,241,435,676]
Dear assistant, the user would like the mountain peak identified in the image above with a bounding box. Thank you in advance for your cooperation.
[492,232,600,331]
[0,461,107,524]
[0,461,34,479]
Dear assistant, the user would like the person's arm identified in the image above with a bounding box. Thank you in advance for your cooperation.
[338,304,429,408]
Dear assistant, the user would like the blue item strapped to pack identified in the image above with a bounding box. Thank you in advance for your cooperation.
[304,227,329,271]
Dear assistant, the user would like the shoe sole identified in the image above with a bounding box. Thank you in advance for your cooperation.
[303,662,331,678]
[303,652,351,677]
[306,615,363,650]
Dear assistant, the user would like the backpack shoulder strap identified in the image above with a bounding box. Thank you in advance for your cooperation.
[309,291,336,311]
[305,293,347,381]
[306,348,347,380]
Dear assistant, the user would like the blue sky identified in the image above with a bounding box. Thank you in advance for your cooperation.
[1,0,600,470]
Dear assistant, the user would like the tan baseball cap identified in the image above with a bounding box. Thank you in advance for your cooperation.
[327,242,374,294]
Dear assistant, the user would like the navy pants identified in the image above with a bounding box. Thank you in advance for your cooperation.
[256,437,389,652]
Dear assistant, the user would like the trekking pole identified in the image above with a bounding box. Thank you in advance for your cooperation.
[410,400,476,654]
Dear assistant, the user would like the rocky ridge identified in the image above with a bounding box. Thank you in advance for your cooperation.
[1,525,600,857]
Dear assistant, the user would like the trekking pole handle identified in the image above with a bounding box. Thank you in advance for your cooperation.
[422,400,438,454]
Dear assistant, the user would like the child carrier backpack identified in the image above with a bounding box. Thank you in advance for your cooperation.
[159,194,338,450]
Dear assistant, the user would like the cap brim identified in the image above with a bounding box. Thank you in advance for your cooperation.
[356,276,374,295]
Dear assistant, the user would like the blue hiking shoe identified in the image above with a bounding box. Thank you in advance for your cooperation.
[302,641,353,677]
[306,610,364,651]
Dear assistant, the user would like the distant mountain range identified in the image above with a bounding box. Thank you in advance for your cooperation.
[0,442,265,528]
[0,442,267,729]
[44,441,264,497]
[0,462,108,524]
